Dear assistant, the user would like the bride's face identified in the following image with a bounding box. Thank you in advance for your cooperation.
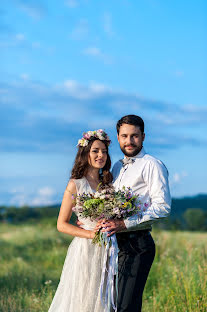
[88,140,108,169]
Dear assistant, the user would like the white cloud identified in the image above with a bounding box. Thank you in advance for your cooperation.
[83,47,112,64]
[63,79,78,90]
[0,33,26,49]
[156,113,176,125]
[172,171,188,184]
[65,0,79,8]
[103,12,115,37]
[30,186,56,206]
[30,197,54,206]
[173,173,181,183]
[9,186,56,207]
[10,186,25,194]
[1,35,42,51]
[38,186,54,197]
[0,88,8,94]
[15,33,25,41]
[16,1,46,19]
[63,79,91,99]
[182,104,207,113]
[70,19,89,40]
[1,77,207,154]
[62,79,110,99]
[84,47,101,56]
[88,118,115,129]
[89,81,109,93]
[20,73,29,80]
[174,70,184,77]
[10,193,27,207]
[32,41,41,48]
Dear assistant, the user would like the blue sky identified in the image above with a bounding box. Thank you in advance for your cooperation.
[1,0,207,206]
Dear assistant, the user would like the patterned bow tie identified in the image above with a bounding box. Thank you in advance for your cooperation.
[120,158,135,166]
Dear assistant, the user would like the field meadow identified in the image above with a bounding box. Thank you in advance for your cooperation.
[0,221,206,312]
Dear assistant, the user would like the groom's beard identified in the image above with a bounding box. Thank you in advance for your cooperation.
[120,144,142,157]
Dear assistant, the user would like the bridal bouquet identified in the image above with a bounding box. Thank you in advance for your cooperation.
[73,184,147,245]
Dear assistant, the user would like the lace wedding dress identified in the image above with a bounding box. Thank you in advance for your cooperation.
[48,177,106,312]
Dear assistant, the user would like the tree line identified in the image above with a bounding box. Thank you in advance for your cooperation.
[0,194,207,231]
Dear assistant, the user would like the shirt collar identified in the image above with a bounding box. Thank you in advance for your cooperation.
[123,147,146,160]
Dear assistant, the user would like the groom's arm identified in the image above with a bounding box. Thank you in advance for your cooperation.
[102,159,171,236]
[123,159,171,231]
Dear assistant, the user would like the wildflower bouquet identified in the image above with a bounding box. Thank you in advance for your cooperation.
[73,184,146,245]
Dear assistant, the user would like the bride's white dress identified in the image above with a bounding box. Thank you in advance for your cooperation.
[48,177,106,312]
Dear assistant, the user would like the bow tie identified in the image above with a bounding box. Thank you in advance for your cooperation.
[120,158,135,166]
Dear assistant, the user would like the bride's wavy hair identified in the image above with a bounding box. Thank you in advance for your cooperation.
[71,138,113,185]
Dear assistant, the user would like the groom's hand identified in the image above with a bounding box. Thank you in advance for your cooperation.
[76,219,84,227]
[101,219,126,236]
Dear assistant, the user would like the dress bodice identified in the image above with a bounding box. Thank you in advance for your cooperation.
[73,177,97,231]
[73,176,96,195]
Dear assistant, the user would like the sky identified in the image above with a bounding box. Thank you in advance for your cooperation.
[0,0,207,206]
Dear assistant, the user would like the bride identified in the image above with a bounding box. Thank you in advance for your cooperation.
[48,129,113,312]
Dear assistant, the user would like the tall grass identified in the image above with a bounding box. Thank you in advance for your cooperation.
[142,231,207,312]
[0,222,206,312]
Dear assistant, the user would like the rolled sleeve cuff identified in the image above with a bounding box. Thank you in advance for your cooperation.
[123,213,157,231]
[123,214,140,230]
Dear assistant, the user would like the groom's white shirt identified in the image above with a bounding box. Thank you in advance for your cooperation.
[112,147,171,231]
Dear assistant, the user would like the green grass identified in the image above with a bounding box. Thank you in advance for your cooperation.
[142,231,207,312]
[0,222,206,312]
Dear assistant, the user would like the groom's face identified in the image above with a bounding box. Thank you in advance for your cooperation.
[117,124,145,157]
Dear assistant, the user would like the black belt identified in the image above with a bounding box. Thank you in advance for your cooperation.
[116,229,150,239]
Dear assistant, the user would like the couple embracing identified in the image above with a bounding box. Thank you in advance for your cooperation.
[48,114,171,312]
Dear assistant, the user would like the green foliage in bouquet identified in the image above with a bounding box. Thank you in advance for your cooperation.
[83,199,105,218]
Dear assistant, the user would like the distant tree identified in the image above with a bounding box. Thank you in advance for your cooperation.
[5,206,40,223]
[0,206,6,221]
[169,218,184,231]
[183,208,207,231]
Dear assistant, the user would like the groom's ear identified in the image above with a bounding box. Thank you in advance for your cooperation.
[142,133,145,141]
[117,133,120,143]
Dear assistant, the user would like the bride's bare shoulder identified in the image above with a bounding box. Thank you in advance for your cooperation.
[65,179,77,195]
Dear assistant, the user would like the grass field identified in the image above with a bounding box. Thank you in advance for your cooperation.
[0,221,206,312]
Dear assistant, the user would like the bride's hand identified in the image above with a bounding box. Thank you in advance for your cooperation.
[89,229,96,239]
[76,219,84,227]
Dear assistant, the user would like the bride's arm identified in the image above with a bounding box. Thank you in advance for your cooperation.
[57,180,95,239]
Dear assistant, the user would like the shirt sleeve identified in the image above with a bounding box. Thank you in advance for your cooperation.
[123,159,171,231]
[112,163,116,178]
[112,161,122,183]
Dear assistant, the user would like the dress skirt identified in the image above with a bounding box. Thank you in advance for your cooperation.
[48,237,105,312]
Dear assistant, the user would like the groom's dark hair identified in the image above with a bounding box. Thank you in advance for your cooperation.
[116,115,144,134]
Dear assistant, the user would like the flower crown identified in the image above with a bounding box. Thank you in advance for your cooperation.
[77,129,111,147]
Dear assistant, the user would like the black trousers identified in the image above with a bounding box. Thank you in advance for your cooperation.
[111,230,155,312]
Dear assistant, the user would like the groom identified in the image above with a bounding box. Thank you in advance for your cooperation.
[100,114,171,312]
